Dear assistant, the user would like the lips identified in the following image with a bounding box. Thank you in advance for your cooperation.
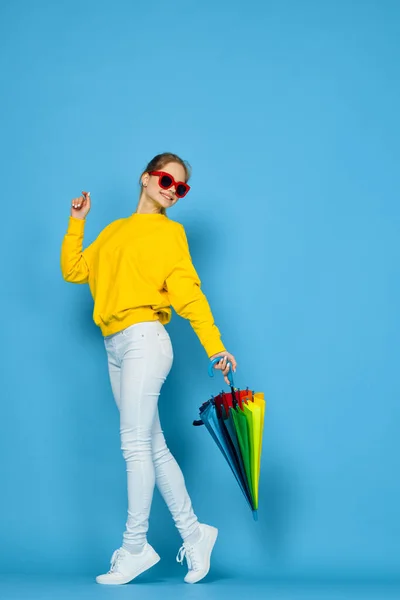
[160,192,173,201]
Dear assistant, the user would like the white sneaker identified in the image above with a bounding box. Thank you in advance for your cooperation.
[176,523,218,584]
[96,544,160,585]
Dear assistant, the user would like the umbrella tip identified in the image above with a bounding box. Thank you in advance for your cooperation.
[253,510,258,522]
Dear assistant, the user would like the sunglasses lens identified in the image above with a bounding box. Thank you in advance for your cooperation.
[176,184,188,197]
[159,175,173,189]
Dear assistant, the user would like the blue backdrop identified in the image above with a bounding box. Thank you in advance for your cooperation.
[0,0,399,583]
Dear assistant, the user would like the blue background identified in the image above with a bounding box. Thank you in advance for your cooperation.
[0,0,399,595]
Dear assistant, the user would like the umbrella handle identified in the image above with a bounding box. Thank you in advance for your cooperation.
[208,357,235,387]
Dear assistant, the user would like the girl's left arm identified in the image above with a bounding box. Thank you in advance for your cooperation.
[164,225,237,378]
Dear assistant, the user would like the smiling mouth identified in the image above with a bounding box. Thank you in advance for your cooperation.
[160,192,173,201]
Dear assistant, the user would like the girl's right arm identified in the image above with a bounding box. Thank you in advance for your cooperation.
[61,191,92,283]
[60,216,93,283]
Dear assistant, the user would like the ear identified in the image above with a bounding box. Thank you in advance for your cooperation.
[142,173,149,187]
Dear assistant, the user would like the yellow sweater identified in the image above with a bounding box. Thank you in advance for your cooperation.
[60,212,226,358]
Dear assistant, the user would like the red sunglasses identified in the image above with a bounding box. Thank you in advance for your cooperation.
[149,171,191,198]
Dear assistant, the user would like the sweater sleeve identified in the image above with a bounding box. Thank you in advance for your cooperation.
[164,224,226,358]
[60,217,98,284]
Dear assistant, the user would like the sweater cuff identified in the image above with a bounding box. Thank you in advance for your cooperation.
[204,339,227,359]
[67,216,86,234]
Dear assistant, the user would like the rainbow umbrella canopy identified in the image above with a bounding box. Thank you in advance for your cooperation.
[194,357,265,520]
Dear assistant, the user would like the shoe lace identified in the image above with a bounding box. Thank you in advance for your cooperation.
[176,543,198,571]
[109,549,123,573]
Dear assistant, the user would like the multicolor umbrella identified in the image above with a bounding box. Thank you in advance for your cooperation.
[193,357,265,520]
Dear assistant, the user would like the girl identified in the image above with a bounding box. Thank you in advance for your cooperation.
[60,152,237,585]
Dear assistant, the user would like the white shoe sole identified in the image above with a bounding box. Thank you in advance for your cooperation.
[185,526,218,584]
[96,551,160,585]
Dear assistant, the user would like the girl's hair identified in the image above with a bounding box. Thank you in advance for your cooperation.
[139,152,192,215]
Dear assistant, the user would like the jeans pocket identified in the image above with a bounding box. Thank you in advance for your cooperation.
[157,332,173,360]
[122,324,145,341]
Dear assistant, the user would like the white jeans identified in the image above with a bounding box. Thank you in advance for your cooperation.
[103,320,199,550]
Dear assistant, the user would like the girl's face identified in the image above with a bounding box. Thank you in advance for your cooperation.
[142,162,187,210]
